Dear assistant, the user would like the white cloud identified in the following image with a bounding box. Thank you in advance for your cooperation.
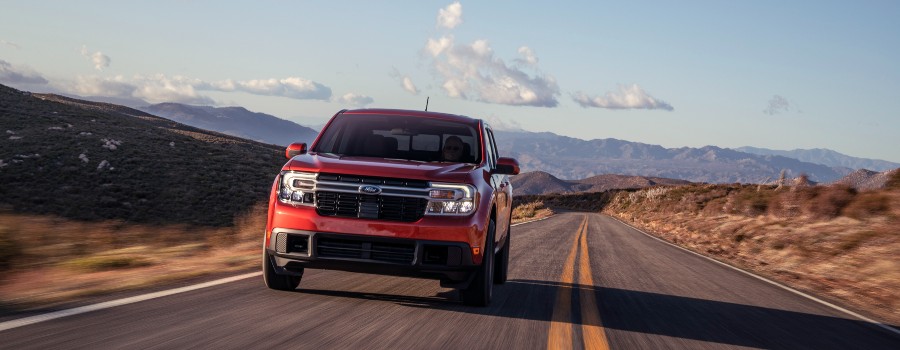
[426,36,453,57]
[0,59,48,85]
[763,95,790,115]
[71,75,135,97]
[65,74,332,105]
[69,74,212,105]
[132,74,215,105]
[425,36,560,107]
[485,115,524,131]
[203,77,331,100]
[389,68,419,95]
[334,93,374,108]
[516,46,538,66]
[437,2,463,29]
[573,84,674,111]
[80,45,110,70]
[402,77,419,95]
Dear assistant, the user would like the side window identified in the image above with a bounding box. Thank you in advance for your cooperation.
[482,127,496,169]
[487,128,499,163]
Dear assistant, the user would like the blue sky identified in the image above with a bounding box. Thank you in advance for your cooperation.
[2,1,899,162]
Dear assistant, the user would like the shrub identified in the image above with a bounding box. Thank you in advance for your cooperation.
[842,192,890,219]
[734,187,775,216]
[887,170,900,190]
[806,186,856,219]
[512,201,545,220]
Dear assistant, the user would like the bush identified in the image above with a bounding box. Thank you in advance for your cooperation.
[806,186,856,219]
[734,187,775,216]
[842,192,890,219]
[887,170,900,190]
[512,201,545,220]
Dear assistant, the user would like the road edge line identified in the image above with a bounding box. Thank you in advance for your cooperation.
[0,271,262,333]
[607,215,900,338]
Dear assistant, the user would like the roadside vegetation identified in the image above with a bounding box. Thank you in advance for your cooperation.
[0,204,267,308]
[0,84,283,309]
[511,200,554,224]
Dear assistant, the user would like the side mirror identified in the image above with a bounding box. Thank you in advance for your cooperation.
[494,157,520,175]
[285,143,307,159]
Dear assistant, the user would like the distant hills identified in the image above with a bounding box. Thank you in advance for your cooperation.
[510,171,691,196]
[7,84,896,186]
[134,104,893,184]
[0,84,284,226]
[733,146,900,172]
[141,103,318,146]
[494,130,848,184]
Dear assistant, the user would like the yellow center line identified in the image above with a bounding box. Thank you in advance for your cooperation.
[547,215,611,350]
[547,216,586,350]
[578,216,610,350]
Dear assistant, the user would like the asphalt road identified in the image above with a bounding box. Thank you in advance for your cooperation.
[2,212,898,349]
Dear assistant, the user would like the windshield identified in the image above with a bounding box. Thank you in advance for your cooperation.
[313,114,482,163]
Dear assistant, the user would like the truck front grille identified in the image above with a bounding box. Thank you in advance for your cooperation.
[317,237,415,264]
[316,191,427,222]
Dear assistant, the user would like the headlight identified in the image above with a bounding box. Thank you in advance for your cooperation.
[278,171,317,206]
[425,183,477,216]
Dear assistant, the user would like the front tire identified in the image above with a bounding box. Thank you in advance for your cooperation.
[263,249,302,291]
[462,218,495,306]
[493,220,510,284]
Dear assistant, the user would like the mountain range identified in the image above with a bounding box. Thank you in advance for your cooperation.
[141,103,318,146]
[7,85,897,185]
[494,131,849,184]
[733,146,900,172]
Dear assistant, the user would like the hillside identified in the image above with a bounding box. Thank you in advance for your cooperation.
[574,173,692,191]
[735,146,900,172]
[142,103,319,146]
[510,171,583,195]
[831,168,899,191]
[0,84,285,226]
[510,171,692,196]
[495,130,844,184]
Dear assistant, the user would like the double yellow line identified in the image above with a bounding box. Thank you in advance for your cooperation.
[547,215,610,350]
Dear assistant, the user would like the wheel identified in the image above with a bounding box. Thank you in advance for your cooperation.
[493,220,510,284]
[262,249,302,291]
[462,218,495,306]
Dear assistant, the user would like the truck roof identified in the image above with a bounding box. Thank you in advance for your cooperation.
[341,108,481,125]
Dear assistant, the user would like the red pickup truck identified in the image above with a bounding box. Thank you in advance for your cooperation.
[262,108,520,306]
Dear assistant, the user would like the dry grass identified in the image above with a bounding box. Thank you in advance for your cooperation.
[511,200,554,224]
[604,183,900,325]
[0,203,268,309]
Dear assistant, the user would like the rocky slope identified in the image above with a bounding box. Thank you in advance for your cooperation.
[510,171,691,196]
[1,84,284,226]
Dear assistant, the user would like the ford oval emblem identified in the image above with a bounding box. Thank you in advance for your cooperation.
[359,185,382,195]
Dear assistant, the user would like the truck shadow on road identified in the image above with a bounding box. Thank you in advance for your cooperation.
[297,279,899,349]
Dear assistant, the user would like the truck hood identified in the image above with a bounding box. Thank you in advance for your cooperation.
[285,153,478,183]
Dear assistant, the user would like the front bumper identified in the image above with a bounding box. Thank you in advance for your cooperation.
[266,228,478,286]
